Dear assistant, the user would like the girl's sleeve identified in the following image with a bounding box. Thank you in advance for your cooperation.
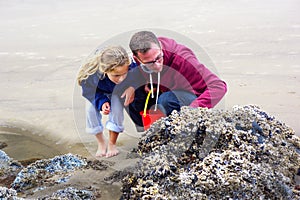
[81,78,110,111]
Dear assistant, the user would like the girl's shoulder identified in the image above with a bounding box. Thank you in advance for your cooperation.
[83,71,105,85]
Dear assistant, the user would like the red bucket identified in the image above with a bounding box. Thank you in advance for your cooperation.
[140,109,165,130]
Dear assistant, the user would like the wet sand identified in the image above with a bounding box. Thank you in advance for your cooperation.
[0,0,299,198]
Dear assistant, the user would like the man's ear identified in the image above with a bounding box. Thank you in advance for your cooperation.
[133,54,140,64]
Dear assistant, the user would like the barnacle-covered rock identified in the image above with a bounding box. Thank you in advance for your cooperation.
[40,187,96,200]
[11,153,87,192]
[0,186,23,200]
[0,150,23,188]
[121,105,300,199]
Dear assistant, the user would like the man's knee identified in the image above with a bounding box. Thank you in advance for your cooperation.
[158,92,180,115]
[158,92,176,106]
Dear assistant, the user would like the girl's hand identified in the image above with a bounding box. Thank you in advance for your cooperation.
[121,86,135,106]
[102,102,110,115]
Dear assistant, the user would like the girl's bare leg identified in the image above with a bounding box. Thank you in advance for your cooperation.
[106,130,119,158]
[95,132,106,157]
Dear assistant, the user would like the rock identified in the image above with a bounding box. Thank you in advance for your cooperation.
[0,150,23,188]
[0,151,104,199]
[11,153,87,192]
[0,142,7,149]
[40,187,96,200]
[0,186,23,200]
[120,105,300,199]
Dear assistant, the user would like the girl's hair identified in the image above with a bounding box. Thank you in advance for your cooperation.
[77,46,130,85]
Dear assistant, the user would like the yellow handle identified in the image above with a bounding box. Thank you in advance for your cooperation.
[143,90,152,117]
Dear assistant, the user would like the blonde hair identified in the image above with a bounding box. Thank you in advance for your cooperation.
[77,46,131,85]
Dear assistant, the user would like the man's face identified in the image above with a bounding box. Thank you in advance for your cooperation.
[136,43,164,73]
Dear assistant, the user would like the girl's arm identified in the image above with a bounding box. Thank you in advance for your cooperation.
[81,75,110,111]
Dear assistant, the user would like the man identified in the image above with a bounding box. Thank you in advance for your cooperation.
[125,30,227,131]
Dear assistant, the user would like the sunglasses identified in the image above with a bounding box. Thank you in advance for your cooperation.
[138,52,164,68]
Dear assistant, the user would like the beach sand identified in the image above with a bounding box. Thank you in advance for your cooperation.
[0,0,299,199]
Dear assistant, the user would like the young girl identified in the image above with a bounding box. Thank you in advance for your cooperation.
[77,46,136,158]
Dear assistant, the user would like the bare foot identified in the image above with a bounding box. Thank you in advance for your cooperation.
[106,130,119,158]
[95,133,106,157]
[95,144,106,157]
[106,143,119,158]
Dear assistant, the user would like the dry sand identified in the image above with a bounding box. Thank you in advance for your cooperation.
[0,0,299,198]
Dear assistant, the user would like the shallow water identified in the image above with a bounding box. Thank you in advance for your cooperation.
[0,125,68,162]
[0,123,135,199]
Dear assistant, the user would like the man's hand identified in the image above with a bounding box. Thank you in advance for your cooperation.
[144,83,157,93]
[144,84,151,93]
[102,102,110,115]
[121,86,135,106]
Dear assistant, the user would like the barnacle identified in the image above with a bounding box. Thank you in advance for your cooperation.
[121,105,300,199]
